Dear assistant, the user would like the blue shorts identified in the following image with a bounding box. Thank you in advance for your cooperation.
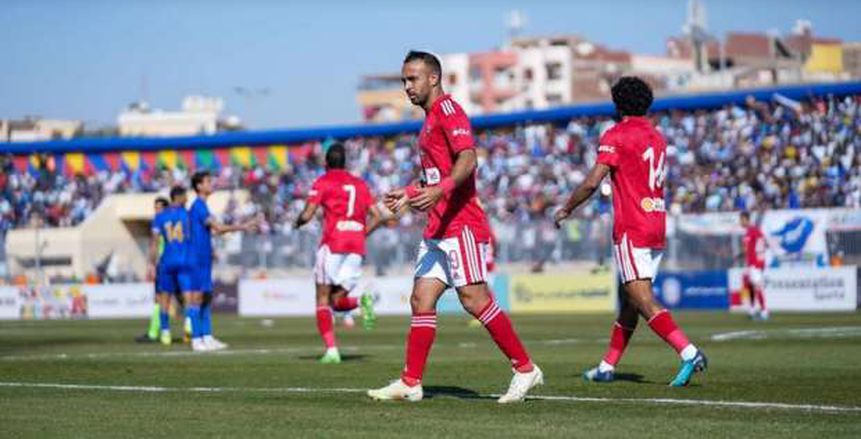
[156,265,192,295]
[189,262,213,294]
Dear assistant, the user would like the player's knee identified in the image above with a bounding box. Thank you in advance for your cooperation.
[457,287,490,316]
[409,293,433,313]
[316,293,330,307]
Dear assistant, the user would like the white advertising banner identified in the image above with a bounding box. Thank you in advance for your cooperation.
[729,266,857,312]
[238,278,316,317]
[84,283,154,319]
[365,276,413,316]
[676,208,859,268]
[0,287,20,320]
[761,209,831,267]
[238,276,415,317]
[764,266,857,311]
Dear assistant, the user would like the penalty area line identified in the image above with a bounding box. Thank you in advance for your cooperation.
[1,381,859,414]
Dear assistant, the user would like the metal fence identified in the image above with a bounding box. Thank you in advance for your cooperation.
[3,211,861,285]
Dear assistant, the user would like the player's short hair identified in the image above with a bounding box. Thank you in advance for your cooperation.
[154,197,169,209]
[740,211,751,221]
[403,50,442,77]
[169,185,186,202]
[325,142,346,169]
[611,76,653,117]
[191,170,210,193]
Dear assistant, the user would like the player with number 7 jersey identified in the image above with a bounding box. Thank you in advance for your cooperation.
[294,143,382,364]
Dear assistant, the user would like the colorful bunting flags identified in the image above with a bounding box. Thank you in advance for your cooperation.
[8,144,312,178]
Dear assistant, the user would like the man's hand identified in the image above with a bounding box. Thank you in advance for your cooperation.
[554,207,573,229]
[384,188,409,213]
[244,214,263,233]
[409,186,445,212]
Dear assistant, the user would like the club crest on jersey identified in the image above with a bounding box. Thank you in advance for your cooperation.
[640,197,666,213]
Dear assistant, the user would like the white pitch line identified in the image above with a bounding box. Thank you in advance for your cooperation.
[0,338,592,362]
[1,382,859,414]
[711,326,861,342]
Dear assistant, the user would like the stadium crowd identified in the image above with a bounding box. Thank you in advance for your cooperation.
[1,94,859,273]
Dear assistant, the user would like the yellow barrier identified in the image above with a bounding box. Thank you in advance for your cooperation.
[509,271,615,313]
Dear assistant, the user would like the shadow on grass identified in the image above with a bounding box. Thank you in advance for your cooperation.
[423,386,496,401]
[613,373,650,384]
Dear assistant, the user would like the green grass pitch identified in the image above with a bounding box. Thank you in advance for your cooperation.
[2,312,860,438]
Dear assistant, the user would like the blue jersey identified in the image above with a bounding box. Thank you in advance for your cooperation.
[189,198,213,265]
[152,206,192,269]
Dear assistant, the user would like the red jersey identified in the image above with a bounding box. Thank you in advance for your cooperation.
[596,117,667,249]
[417,94,490,242]
[308,169,374,255]
[743,225,766,269]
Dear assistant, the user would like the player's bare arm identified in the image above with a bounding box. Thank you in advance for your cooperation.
[409,149,477,212]
[294,201,320,229]
[554,163,612,228]
[147,231,159,281]
[365,204,383,236]
[208,215,260,235]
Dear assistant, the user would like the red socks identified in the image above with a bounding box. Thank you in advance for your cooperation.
[316,306,336,349]
[603,321,636,366]
[754,288,767,311]
[647,310,691,353]
[332,296,359,312]
[401,312,437,386]
[400,301,534,386]
[475,300,533,373]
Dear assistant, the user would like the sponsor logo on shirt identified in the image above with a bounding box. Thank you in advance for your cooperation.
[424,167,441,185]
[640,197,666,213]
[336,220,365,232]
[451,128,471,137]
[598,145,616,154]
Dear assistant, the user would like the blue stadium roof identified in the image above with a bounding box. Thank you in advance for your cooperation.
[3,81,861,155]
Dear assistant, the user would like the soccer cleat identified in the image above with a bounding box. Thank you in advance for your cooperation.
[191,338,210,352]
[204,336,228,351]
[360,294,376,330]
[367,379,423,402]
[160,330,172,346]
[583,366,615,383]
[498,365,544,404]
[669,350,708,387]
[759,310,770,321]
[319,348,342,364]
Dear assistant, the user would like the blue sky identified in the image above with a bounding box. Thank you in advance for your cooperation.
[1,0,859,129]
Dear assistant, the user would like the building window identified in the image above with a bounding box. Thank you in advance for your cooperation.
[546,63,562,80]
[524,68,533,81]
[546,93,562,106]
[469,67,483,82]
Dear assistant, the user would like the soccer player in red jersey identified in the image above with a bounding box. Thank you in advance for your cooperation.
[295,143,382,364]
[739,211,769,320]
[554,77,707,387]
[367,51,542,403]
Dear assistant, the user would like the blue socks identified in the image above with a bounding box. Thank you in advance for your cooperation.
[200,302,212,337]
[159,310,170,331]
[186,305,202,339]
